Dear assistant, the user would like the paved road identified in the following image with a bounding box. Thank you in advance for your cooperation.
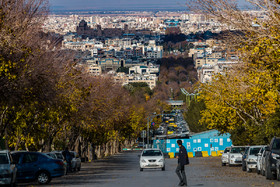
[21,150,278,187]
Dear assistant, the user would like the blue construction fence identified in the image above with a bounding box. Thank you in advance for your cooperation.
[153,137,232,156]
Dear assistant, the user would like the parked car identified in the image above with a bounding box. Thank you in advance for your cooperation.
[242,146,250,171]
[0,150,17,186]
[51,151,65,160]
[276,158,280,180]
[260,148,267,176]
[44,152,57,159]
[221,147,230,166]
[70,151,81,171]
[139,148,165,171]
[257,146,267,174]
[265,137,280,180]
[167,126,176,135]
[132,142,144,149]
[11,151,65,184]
[245,146,262,172]
[45,152,67,175]
[228,146,246,166]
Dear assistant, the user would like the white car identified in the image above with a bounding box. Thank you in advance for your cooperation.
[0,150,17,186]
[257,146,267,174]
[245,146,262,172]
[222,147,230,166]
[228,146,246,166]
[260,146,268,176]
[139,149,165,171]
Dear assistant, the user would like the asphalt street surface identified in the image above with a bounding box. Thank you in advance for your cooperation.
[21,150,279,187]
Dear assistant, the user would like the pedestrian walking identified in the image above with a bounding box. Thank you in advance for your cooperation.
[62,147,73,173]
[175,139,189,186]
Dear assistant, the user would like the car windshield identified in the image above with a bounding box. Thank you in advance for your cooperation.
[249,147,261,155]
[0,153,9,164]
[224,148,230,153]
[142,150,162,156]
[11,153,20,164]
[47,153,56,159]
[55,153,64,159]
[230,147,245,153]
[272,139,280,150]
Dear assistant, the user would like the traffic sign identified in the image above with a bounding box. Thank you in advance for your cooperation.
[141,130,146,138]
[151,122,155,127]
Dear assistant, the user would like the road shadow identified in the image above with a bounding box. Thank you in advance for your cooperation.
[18,151,140,186]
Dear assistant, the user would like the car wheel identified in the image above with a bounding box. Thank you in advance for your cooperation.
[37,171,51,184]
[266,163,273,180]
[140,168,143,171]
[257,169,260,175]
[162,166,165,171]
[247,168,252,172]
[246,163,252,172]
[222,163,226,166]
[261,168,265,176]
[229,164,232,167]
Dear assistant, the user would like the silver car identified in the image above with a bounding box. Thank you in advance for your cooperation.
[257,146,267,174]
[45,152,67,175]
[228,146,246,166]
[139,148,165,171]
[0,150,17,186]
[260,148,267,176]
[221,147,230,166]
[70,151,81,171]
[245,146,262,172]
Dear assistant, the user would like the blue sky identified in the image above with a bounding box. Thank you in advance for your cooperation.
[49,0,189,10]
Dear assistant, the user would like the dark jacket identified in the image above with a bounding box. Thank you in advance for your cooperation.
[62,150,72,163]
[178,145,189,166]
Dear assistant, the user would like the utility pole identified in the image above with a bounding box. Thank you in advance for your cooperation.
[147,113,162,148]
[146,116,150,148]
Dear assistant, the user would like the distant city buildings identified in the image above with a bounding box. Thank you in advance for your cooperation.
[43,12,229,36]
[42,10,264,87]
[188,39,240,83]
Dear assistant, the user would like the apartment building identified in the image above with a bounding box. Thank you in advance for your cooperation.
[113,72,158,89]
[87,64,102,76]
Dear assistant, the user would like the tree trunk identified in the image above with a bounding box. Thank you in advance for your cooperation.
[4,128,8,150]
[0,106,8,138]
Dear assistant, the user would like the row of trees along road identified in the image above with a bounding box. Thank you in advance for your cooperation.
[186,0,280,145]
[0,0,171,160]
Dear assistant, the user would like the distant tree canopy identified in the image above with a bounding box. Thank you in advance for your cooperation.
[164,34,187,43]
[165,27,181,35]
[152,57,197,104]
[116,67,129,74]
[124,82,153,102]
[184,100,207,133]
